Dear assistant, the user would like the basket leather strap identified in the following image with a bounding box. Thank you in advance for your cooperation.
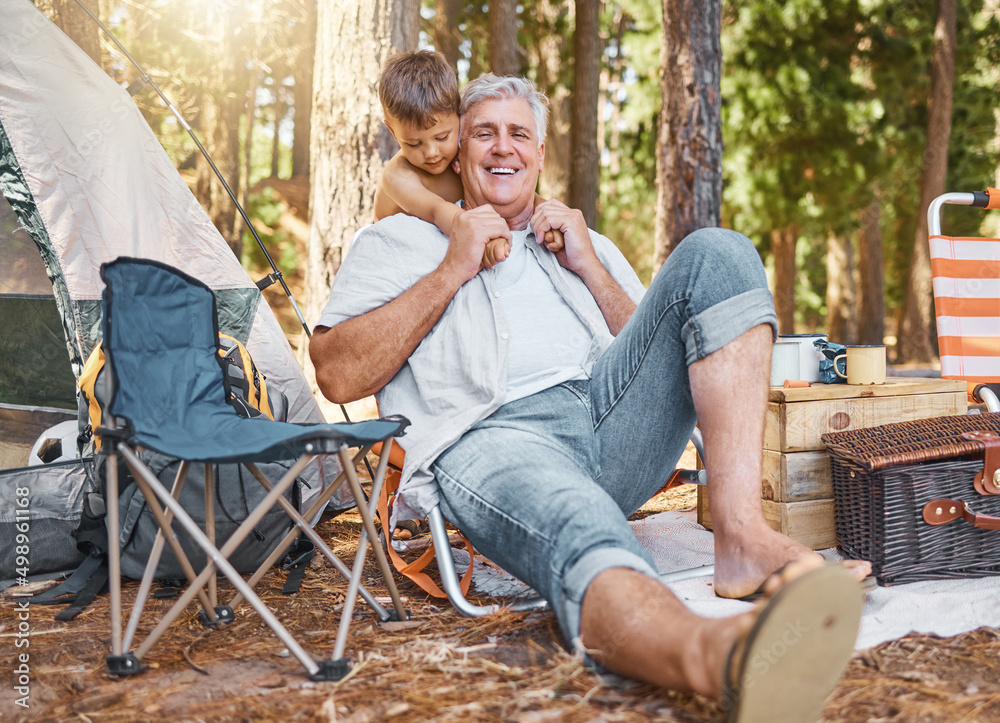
[923,498,1000,531]
[961,431,1000,495]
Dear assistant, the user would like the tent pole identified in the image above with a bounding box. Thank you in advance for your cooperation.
[75,1,372,467]
[71,0,311,338]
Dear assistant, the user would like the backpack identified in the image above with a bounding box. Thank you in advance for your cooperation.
[77,334,287,453]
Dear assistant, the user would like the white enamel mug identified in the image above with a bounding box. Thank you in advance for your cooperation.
[778,334,827,383]
[770,341,800,387]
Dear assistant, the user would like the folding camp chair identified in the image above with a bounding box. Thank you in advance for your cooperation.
[96,257,410,681]
[928,188,1000,412]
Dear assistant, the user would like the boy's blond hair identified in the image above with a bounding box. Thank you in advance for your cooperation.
[378,50,459,130]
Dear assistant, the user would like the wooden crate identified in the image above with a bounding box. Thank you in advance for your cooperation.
[764,378,967,452]
[761,449,831,501]
[698,377,967,549]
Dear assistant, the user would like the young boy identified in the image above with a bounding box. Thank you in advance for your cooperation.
[375,50,561,269]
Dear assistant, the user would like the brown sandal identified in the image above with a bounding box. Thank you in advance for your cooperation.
[720,565,863,722]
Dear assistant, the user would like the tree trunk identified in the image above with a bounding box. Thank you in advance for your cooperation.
[434,0,463,73]
[570,0,600,228]
[896,0,956,363]
[857,196,886,346]
[271,92,284,179]
[292,0,317,179]
[242,53,260,222]
[771,226,797,335]
[194,8,243,256]
[534,0,571,203]
[197,91,243,256]
[306,0,420,324]
[489,0,522,76]
[654,0,722,267]
[38,0,102,67]
[825,229,857,345]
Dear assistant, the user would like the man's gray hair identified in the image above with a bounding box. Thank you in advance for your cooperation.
[460,74,549,143]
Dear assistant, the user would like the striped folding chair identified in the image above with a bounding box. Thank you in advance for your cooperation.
[928,188,1000,412]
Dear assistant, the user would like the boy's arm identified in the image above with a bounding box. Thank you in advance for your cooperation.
[380,162,463,235]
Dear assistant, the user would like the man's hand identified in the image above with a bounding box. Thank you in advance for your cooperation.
[443,205,512,281]
[530,199,600,277]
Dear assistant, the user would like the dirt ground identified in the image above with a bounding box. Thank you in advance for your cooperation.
[2,477,1000,723]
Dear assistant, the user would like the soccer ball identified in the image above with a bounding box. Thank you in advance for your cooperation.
[28,420,82,466]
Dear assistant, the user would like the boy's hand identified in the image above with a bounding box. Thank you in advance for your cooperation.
[531,195,565,254]
[541,228,565,254]
[480,237,511,269]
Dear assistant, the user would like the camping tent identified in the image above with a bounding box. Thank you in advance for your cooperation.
[0,0,339,509]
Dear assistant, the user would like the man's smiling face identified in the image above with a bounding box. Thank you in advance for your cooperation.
[453,97,544,230]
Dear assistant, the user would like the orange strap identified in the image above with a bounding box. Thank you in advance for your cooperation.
[987,188,1000,210]
[376,463,474,599]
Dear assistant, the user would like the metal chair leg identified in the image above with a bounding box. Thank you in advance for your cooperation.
[106,451,124,658]
[227,448,387,614]
[427,506,547,617]
[235,452,391,619]
[974,385,1000,413]
[122,450,318,675]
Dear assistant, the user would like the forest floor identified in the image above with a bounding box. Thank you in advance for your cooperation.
[2,477,999,722]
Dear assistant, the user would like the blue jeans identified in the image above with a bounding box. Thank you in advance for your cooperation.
[432,228,777,647]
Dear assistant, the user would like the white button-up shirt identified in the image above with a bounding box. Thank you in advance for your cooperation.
[316,214,646,523]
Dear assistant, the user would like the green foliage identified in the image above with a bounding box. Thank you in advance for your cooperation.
[597,0,662,283]
[721,0,1000,323]
[240,186,297,275]
[723,0,873,240]
[237,115,293,187]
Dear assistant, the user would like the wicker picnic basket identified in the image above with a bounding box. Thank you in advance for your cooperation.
[822,413,1000,586]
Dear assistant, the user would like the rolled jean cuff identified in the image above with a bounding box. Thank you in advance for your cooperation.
[557,547,661,662]
[681,287,778,366]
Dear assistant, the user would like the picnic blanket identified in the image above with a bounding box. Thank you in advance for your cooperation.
[465,508,1000,650]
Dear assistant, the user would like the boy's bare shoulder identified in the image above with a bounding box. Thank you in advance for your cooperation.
[374,153,408,219]
[376,152,462,218]
[423,166,463,203]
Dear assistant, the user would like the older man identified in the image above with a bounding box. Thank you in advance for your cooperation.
[311,74,868,718]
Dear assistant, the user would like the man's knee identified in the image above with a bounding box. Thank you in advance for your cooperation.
[654,227,767,298]
[677,227,763,271]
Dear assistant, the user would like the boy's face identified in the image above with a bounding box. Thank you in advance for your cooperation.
[386,113,460,175]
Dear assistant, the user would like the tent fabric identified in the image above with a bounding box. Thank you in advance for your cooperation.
[100,258,407,463]
[0,193,77,408]
[0,0,338,507]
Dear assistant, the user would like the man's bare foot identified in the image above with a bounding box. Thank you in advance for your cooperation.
[712,522,871,599]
